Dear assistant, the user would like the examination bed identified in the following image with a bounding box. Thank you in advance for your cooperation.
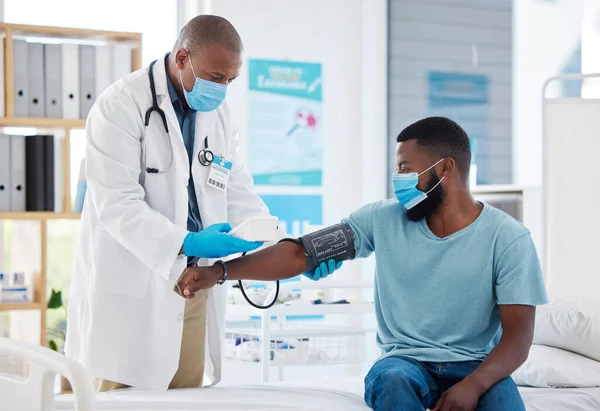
[2,337,600,411]
[54,377,600,411]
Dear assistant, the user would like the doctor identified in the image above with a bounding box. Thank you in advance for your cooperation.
[65,15,337,391]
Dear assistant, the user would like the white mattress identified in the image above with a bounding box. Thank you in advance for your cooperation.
[277,376,600,411]
[54,383,370,411]
[54,377,600,411]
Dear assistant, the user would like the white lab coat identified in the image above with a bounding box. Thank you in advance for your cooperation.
[65,55,273,390]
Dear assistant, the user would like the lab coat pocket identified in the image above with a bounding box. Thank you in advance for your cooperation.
[91,225,150,298]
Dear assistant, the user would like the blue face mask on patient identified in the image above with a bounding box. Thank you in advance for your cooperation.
[393,159,445,210]
[179,51,228,112]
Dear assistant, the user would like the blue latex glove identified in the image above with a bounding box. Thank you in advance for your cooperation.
[302,259,342,281]
[183,223,263,258]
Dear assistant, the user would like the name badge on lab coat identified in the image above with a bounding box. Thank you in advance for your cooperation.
[207,155,232,191]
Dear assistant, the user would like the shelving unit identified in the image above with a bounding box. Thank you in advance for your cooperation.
[0,23,142,346]
[0,212,81,220]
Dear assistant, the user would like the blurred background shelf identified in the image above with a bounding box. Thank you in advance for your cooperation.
[0,302,43,311]
[0,212,81,220]
[0,23,141,349]
[0,117,86,128]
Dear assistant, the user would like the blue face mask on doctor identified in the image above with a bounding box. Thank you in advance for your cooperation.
[179,51,228,112]
[393,158,445,210]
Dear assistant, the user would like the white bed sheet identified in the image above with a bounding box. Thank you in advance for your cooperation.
[276,376,600,411]
[54,377,600,411]
[54,383,370,411]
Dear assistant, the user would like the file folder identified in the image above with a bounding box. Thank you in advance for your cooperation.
[9,135,26,212]
[111,44,132,82]
[0,39,5,117]
[53,136,64,212]
[79,45,96,119]
[62,44,80,119]
[95,45,112,97]
[44,44,62,118]
[27,42,45,118]
[25,135,46,211]
[43,135,55,211]
[0,134,9,211]
[13,40,28,117]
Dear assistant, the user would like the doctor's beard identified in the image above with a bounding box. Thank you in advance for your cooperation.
[406,171,445,222]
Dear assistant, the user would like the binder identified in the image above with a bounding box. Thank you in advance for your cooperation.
[0,134,9,211]
[43,135,55,211]
[61,44,80,119]
[111,44,132,82]
[27,42,45,118]
[53,136,64,212]
[43,44,62,118]
[25,135,46,211]
[79,45,96,119]
[0,39,5,117]
[9,135,26,212]
[95,45,112,97]
[13,40,28,117]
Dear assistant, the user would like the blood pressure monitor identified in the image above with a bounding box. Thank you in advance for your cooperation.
[227,218,356,311]
[229,216,279,242]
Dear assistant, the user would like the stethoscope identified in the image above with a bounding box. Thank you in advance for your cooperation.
[145,60,278,309]
[144,59,214,174]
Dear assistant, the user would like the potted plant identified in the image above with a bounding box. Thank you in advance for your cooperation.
[47,289,71,392]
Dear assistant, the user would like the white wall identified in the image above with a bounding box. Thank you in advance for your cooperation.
[388,0,513,186]
[582,0,600,96]
[513,0,584,185]
[209,0,387,226]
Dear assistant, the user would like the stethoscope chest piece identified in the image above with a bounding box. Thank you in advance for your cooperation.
[198,136,214,166]
[198,148,214,166]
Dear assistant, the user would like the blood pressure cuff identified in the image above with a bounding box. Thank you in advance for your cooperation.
[280,223,356,271]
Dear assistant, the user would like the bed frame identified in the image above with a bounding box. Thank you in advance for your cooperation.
[0,337,94,411]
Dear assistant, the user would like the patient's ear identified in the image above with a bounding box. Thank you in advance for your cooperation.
[441,157,455,175]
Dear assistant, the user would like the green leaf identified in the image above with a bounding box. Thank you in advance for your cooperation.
[48,340,58,352]
[47,289,63,309]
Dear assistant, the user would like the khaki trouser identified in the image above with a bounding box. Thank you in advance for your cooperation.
[95,290,208,392]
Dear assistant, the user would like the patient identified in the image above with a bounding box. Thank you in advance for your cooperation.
[175,117,548,411]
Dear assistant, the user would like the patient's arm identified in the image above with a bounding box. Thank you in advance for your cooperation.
[174,241,308,298]
[432,305,535,410]
[463,304,534,390]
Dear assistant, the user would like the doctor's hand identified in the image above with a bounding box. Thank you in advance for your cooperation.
[183,223,263,259]
[174,265,221,299]
[302,259,342,281]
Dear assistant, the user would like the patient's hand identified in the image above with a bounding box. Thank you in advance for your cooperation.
[174,266,221,299]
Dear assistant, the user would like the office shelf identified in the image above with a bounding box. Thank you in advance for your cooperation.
[0,302,43,312]
[0,22,142,42]
[0,23,142,348]
[0,212,81,220]
[0,117,86,128]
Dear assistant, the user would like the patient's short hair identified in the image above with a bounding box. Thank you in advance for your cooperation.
[397,117,471,180]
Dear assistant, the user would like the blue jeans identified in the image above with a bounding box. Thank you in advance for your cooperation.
[364,356,525,411]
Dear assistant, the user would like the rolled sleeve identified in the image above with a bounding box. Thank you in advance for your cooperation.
[342,203,377,259]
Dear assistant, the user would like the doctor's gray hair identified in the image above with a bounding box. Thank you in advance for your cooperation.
[174,15,243,55]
